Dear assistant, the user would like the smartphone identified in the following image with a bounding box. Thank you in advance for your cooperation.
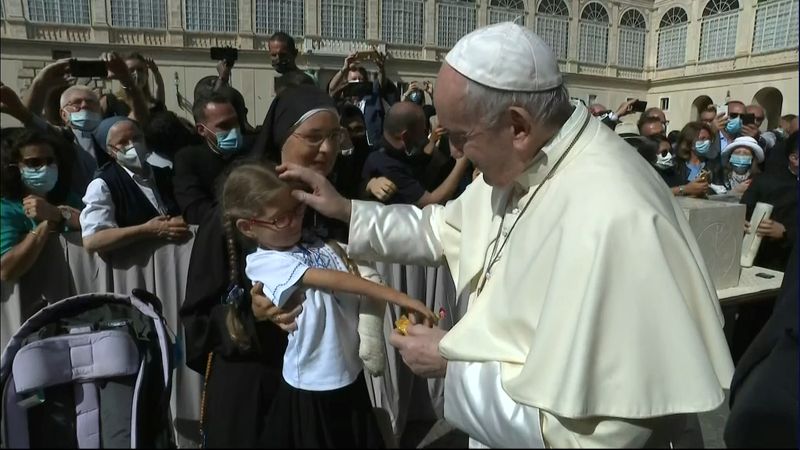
[210,46,238,63]
[632,100,648,113]
[341,81,373,98]
[68,59,107,78]
[741,113,756,125]
[52,50,72,60]
[717,104,728,117]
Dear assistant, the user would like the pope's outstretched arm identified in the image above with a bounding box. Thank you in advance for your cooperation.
[279,163,449,266]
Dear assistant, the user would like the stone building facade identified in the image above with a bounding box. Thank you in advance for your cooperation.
[0,0,797,131]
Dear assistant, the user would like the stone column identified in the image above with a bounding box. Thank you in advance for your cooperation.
[166,0,184,46]
[306,0,320,37]
[478,0,488,27]
[367,0,380,41]
[735,0,755,61]
[567,0,580,71]
[2,0,28,38]
[91,0,110,43]
[239,0,254,49]
[423,0,437,59]
[608,2,619,73]
[685,0,702,67]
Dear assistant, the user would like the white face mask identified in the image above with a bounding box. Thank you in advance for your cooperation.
[655,151,674,170]
[114,141,149,172]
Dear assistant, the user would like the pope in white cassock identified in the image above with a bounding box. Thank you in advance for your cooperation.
[276,22,734,448]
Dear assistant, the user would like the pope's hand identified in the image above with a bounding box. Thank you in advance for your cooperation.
[277,162,352,223]
[389,315,448,379]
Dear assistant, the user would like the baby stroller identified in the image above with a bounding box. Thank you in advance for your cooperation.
[0,290,176,448]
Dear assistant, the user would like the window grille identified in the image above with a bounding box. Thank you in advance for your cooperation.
[321,0,366,40]
[185,0,238,32]
[488,0,524,25]
[381,0,424,45]
[28,0,90,24]
[699,0,739,61]
[617,9,646,68]
[535,0,569,60]
[255,0,304,36]
[436,0,477,48]
[579,2,609,65]
[752,0,799,53]
[110,0,167,28]
[657,7,688,68]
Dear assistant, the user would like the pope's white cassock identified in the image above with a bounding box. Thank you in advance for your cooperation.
[345,101,734,446]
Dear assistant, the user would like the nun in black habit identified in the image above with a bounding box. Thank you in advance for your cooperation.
[180,86,378,448]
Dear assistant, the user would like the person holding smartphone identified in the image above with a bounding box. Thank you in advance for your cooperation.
[327,49,399,149]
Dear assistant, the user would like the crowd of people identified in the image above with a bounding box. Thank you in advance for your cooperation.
[0,23,797,448]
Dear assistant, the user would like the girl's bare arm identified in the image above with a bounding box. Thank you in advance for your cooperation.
[301,268,438,324]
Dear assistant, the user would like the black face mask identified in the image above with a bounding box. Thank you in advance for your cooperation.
[351,135,369,150]
[272,59,293,74]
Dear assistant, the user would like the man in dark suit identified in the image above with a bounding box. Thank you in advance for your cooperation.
[724,243,797,448]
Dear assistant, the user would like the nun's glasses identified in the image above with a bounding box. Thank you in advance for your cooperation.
[291,127,349,149]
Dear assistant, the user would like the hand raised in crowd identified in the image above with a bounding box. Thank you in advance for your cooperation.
[404,81,420,97]
[366,176,397,202]
[22,195,61,223]
[389,313,448,379]
[741,123,760,139]
[216,59,232,84]
[250,281,303,332]
[683,179,709,197]
[615,98,638,118]
[101,52,133,84]
[423,81,434,96]
[372,47,387,69]
[36,58,72,84]
[710,113,728,133]
[343,52,358,70]
[429,127,446,145]
[756,219,786,240]
[277,163,352,223]
[145,57,160,74]
[0,82,28,121]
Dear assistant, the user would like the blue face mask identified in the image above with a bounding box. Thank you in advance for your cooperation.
[69,110,101,131]
[694,139,711,155]
[20,164,59,195]
[214,127,242,154]
[730,154,753,173]
[726,117,742,135]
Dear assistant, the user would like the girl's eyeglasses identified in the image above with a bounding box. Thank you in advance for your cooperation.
[248,204,305,230]
[20,157,56,168]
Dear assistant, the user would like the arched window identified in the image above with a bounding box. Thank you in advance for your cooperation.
[110,0,167,28]
[752,0,799,54]
[321,0,366,40]
[657,7,688,68]
[382,0,424,45]
[618,9,646,68]
[185,0,238,32]
[488,0,524,25]
[255,0,304,37]
[436,0,477,48]
[699,0,740,61]
[579,2,609,65]
[535,0,569,60]
[28,0,90,24]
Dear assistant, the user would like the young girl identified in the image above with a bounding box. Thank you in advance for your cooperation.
[221,161,437,448]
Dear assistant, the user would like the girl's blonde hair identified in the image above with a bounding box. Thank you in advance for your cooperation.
[220,161,290,349]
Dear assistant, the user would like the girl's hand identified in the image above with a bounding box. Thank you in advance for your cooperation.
[401,297,439,327]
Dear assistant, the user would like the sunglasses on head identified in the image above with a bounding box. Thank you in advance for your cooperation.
[21,157,55,168]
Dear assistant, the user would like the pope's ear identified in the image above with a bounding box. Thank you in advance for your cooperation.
[508,106,533,142]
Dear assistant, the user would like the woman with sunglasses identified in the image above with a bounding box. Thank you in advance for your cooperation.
[0,129,82,281]
[80,116,189,254]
